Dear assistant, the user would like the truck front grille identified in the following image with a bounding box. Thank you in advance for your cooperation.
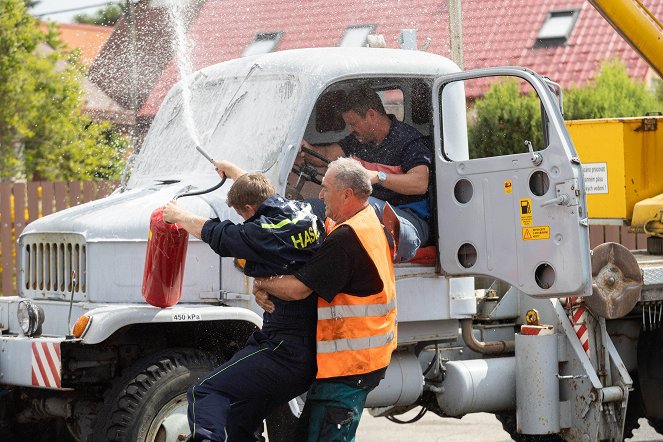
[21,235,87,295]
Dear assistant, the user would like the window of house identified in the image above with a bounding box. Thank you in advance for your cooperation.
[243,32,282,57]
[535,9,579,48]
[339,25,375,47]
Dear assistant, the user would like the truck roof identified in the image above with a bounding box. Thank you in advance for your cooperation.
[193,47,461,89]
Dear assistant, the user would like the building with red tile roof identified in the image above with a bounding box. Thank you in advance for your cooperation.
[38,21,135,129]
[41,22,112,66]
[108,0,660,118]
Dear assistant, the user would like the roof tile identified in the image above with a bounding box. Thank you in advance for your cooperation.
[140,0,661,115]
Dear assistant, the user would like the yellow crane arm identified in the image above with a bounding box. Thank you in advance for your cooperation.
[588,0,663,79]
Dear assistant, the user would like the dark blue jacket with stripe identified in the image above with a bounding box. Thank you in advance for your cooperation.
[201,195,324,336]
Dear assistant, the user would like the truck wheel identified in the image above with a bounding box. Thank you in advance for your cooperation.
[495,413,564,442]
[265,402,299,442]
[622,373,645,440]
[91,348,219,442]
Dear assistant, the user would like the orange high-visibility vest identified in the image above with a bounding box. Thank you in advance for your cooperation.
[317,205,397,379]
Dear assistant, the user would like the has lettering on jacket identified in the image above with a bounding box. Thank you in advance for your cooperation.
[290,227,321,249]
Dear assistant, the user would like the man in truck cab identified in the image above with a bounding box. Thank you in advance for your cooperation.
[253,157,397,441]
[301,84,431,262]
[162,160,324,442]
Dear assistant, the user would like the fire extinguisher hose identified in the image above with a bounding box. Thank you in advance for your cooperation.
[174,176,227,200]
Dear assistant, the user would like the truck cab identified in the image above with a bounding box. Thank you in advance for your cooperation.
[0,47,648,442]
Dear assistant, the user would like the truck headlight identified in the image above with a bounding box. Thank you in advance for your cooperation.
[17,300,45,337]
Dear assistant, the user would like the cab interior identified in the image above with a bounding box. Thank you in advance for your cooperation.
[287,77,439,267]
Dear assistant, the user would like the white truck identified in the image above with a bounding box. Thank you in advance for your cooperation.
[1,47,661,441]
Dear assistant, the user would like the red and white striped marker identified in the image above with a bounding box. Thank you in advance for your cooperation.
[567,297,590,357]
[31,341,61,388]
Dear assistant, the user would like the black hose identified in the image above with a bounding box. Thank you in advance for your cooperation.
[174,176,227,200]
[385,407,428,424]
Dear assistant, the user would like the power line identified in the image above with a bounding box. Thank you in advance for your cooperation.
[33,2,122,17]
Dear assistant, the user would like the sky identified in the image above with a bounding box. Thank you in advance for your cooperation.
[30,0,114,23]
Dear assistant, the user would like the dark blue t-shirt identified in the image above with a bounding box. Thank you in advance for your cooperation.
[339,115,432,208]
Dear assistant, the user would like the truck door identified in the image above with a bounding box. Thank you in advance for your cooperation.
[432,67,591,297]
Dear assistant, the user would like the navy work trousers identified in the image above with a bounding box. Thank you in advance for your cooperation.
[188,331,316,442]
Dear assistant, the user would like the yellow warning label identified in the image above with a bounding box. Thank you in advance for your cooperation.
[519,198,532,226]
[504,180,512,194]
[522,226,550,240]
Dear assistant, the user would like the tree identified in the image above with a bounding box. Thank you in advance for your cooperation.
[0,0,129,181]
[74,4,126,27]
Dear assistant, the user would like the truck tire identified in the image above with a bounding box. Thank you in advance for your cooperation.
[91,348,219,442]
[495,413,564,442]
[622,373,645,440]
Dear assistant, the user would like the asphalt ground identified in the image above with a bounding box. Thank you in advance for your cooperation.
[356,410,662,441]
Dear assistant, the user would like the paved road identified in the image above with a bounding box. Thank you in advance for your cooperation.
[357,410,663,441]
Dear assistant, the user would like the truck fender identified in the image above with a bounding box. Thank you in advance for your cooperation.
[77,304,262,344]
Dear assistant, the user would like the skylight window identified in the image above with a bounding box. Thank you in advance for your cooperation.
[243,32,282,57]
[535,9,579,48]
[339,25,375,47]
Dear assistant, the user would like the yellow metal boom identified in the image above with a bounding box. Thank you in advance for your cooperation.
[588,0,663,79]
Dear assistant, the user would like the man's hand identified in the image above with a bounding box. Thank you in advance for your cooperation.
[252,286,275,313]
[299,139,315,157]
[162,200,185,224]
[212,160,245,181]
[161,200,206,239]
[299,140,343,166]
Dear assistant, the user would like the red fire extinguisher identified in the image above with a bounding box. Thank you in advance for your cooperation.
[142,207,189,307]
[142,176,226,308]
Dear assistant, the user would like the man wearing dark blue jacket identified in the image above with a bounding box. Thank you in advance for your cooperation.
[163,160,324,442]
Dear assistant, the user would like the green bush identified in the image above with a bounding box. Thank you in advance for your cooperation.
[564,59,662,119]
[469,59,663,159]
[468,79,542,159]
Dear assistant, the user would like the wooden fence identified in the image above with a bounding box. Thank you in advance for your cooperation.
[0,181,118,296]
[0,180,650,296]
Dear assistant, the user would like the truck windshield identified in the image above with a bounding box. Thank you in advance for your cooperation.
[127,72,301,189]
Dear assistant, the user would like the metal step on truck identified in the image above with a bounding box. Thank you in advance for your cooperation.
[1,47,662,441]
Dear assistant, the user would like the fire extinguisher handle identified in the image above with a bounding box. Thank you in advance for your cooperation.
[174,176,228,200]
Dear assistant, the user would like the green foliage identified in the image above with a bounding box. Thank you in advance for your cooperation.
[469,60,663,159]
[564,60,662,119]
[0,0,128,181]
[468,79,543,159]
[74,4,126,26]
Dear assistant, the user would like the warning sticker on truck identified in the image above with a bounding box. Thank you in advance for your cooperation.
[519,198,532,226]
[522,226,550,240]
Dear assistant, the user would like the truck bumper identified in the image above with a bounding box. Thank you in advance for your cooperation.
[0,336,67,389]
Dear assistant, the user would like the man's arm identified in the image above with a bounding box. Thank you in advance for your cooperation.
[368,164,429,195]
[163,159,244,238]
[253,275,313,301]
[162,202,206,239]
[300,139,344,166]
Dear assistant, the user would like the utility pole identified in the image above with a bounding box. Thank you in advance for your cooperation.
[448,0,464,70]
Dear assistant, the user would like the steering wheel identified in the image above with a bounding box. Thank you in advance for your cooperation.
[288,146,331,199]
